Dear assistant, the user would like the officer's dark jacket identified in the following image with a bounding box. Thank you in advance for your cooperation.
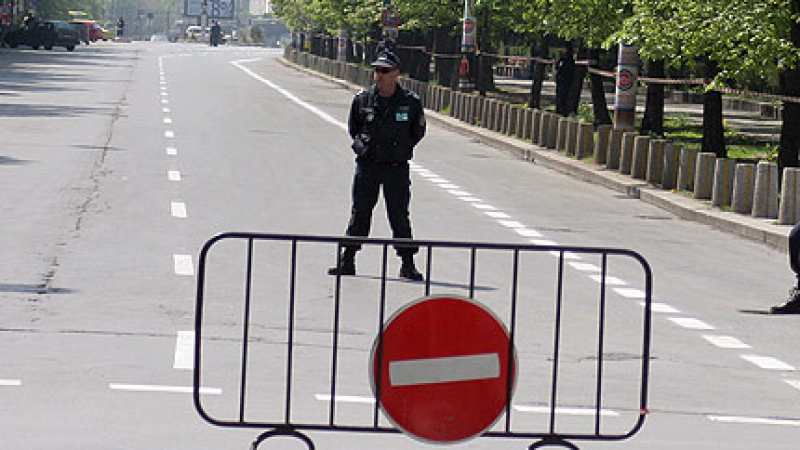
[348,84,426,163]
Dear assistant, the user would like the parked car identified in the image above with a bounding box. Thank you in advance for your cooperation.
[4,20,79,51]
[185,25,207,41]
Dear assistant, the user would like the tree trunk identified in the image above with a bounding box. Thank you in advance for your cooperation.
[566,46,587,116]
[432,25,460,89]
[587,47,612,125]
[778,2,800,173]
[641,59,665,135]
[702,60,726,158]
[476,6,495,94]
[530,35,551,109]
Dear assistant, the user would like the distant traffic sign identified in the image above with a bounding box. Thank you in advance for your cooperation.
[370,295,516,443]
[381,6,401,27]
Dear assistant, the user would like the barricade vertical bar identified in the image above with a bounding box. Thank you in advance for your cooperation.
[373,244,390,427]
[285,240,298,424]
[595,253,608,434]
[329,243,343,426]
[549,252,566,434]
[239,238,255,422]
[505,249,520,432]
[469,248,477,298]
[424,245,432,297]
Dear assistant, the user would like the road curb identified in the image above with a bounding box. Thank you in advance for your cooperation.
[277,56,790,252]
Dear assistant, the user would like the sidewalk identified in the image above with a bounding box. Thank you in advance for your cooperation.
[279,56,791,253]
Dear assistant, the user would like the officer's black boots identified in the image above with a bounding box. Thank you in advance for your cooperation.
[771,288,800,314]
[328,249,356,276]
[399,255,424,281]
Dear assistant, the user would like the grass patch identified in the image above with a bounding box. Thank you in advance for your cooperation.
[663,113,775,162]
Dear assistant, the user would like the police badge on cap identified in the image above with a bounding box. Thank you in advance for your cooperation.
[371,51,401,69]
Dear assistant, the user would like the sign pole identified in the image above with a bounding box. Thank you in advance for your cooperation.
[613,43,640,131]
[458,0,476,93]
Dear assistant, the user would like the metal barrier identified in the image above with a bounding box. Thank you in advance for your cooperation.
[194,232,653,449]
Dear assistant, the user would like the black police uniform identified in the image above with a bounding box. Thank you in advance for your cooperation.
[344,83,426,256]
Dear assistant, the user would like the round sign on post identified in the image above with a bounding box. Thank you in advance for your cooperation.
[370,295,516,444]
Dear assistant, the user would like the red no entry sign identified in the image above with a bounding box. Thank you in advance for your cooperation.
[370,295,516,443]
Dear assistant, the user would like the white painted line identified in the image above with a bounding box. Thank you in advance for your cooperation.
[171,202,187,219]
[165,130,175,138]
[614,287,646,298]
[498,220,524,228]
[785,380,800,391]
[702,335,750,349]
[232,59,347,131]
[568,262,601,272]
[439,183,460,189]
[162,99,169,104]
[417,172,438,178]
[589,275,626,285]
[163,117,173,124]
[459,197,482,202]
[740,355,795,371]
[429,178,450,184]
[669,317,714,330]
[166,147,178,155]
[315,394,375,404]
[173,331,194,370]
[708,415,800,427]
[553,251,581,260]
[514,405,619,417]
[160,86,167,91]
[162,107,171,113]
[161,92,168,97]
[173,255,194,276]
[531,239,558,246]
[642,302,681,314]
[448,190,472,196]
[515,228,542,237]
[472,203,496,210]
[0,379,22,386]
[110,384,221,395]
[168,170,181,181]
[485,211,511,219]
[389,353,499,387]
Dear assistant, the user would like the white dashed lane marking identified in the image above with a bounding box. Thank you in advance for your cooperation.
[168,170,181,181]
[164,117,173,124]
[166,147,178,156]
[110,384,220,395]
[708,415,800,427]
[740,355,795,371]
[669,317,714,330]
[643,302,681,314]
[0,379,22,386]
[173,255,194,276]
[702,335,750,349]
[173,331,194,370]
[165,130,175,139]
[171,202,187,219]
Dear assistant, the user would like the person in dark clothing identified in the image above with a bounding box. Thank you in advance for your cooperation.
[555,41,575,117]
[772,223,800,313]
[210,20,222,46]
[117,17,125,37]
[329,51,427,281]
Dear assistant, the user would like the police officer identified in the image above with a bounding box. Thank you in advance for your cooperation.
[772,222,800,313]
[328,51,426,280]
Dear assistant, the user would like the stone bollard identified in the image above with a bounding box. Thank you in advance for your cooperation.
[520,108,531,139]
[779,168,800,225]
[753,161,779,219]
[677,147,698,192]
[607,129,623,170]
[576,123,594,160]
[499,103,510,133]
[594,125,611,166]
[646,139,666,185]
[693,152,716,200]
[531,110,542,144]
[549,113,561,149]
[661,144,681,190]
[620,132,637,174]
[508,106,519,136]
[487,100,497,131]
[631,135,651,179]
[557,117,570,152]
[566,119,579,157]
[732,164,757,214]
[711,158,736,207]
[538,112,550,147]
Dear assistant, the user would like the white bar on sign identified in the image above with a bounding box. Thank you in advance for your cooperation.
[315,394,375,404]
[389,353,500,387]
[173,330,194,369]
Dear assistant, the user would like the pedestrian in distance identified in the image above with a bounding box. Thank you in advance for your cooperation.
[772,222,800,314]
[210,20,222,47]
[117,17,125,38]
[555,41,575,117]
[328,51,427,281]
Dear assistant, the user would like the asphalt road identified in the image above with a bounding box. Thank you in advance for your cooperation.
[1,42,799,449]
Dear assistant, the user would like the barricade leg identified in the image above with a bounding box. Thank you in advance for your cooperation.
[529,436,580,449]
[252,427,315,450]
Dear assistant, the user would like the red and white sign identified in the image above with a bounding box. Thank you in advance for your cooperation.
[370,295,516,444]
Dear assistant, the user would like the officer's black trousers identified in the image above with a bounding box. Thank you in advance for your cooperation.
[345,160,418,256]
